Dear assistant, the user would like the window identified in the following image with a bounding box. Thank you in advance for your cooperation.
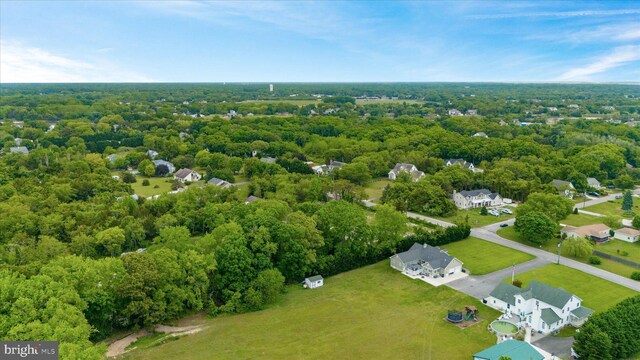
[518,299,521,304]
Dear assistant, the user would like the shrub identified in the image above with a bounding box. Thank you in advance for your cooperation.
[154,184,160,189]
[573,207,579,214]
[512,279,523,288]
[589,256,601,265]
[631,272,640,281]
[480,207,488,216]
[621,251,629,257]
[142,179,150,186]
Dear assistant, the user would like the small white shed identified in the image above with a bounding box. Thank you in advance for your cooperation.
[304,275,324,289]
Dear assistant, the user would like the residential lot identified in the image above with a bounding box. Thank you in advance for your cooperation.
[435,208,515,227]
[584,199,638,218]
[126,261,500,360]
[442,237,535,275]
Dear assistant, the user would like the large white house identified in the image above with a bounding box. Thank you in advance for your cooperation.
[390,243,463,278]
[485,281,593,334]
[388,163,425,181]
[453,189,503,210]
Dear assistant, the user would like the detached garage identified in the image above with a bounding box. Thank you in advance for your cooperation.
[304,275,324,289]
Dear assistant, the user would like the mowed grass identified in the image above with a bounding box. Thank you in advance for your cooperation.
[596,239,640,263]
[125,261,501,360]
[364,178,391,199]
[434,209,514,227]
[441,237,535,275]
[561,213,604,227]
[496,227,640,278]
[506,264,638,313]
[129,176,174,198]
[584,199,638,219]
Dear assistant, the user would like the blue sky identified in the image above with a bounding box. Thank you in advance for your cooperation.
[1,1,639,82]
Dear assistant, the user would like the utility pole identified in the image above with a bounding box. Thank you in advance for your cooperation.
[557,242,561,265]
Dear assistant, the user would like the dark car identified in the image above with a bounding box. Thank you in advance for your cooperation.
[500,223,509,228]
[588,192,600,197]
[607,185,615,189]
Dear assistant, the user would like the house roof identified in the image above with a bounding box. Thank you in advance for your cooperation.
[541,308,562,324]
[208,177,230,187]
[245,195,260,203]
[615,227,640,236]
[153,159,174,167]
[571,306,594,319]
[489,283,522,306]
[391,163,416,173]
[393,243,459,270]
[174,168,197,179]
[445,158,474,168]
[459,189,492,197]
[561,224,610,237]
[587,177,601,186]
[260,157,277,163]
[9,146,29,154]
[306,275,323,282]
[552,179,574,188]
[473,340,544,360]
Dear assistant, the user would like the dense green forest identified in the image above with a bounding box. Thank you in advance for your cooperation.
[0,83,639,358]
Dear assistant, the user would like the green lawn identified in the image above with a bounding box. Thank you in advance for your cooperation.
[584,199,638,218]
[125,261,501,360]
[434,209,514,227]
[442,237,535,275]
[129,176,174,198]
[496,227,639,278]
[596,239,640,263]
[506,264,638,313]
[364,178,391,199]
[561,213,604,227]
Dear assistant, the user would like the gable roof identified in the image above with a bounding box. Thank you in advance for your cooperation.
[615,227,640,236]
[489,282,522,306]
[587,177,601,187]
[445,158,474,168]
[561,224,610,237]
[541,308,561,324]
[208,177,231,187]
[474,340,544,360]
[174,168,197,179]
[522,281,575,308]
[459,189,492,197]
[9,146,29,154]
[245,195,260,203]
[571,306,594,319]
[393,243,459,270]
[552,179,574,188]
[391,163,416,173]
[306,275,323,282]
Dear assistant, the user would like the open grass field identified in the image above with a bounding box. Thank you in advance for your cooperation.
[364,178,391,199]
[496,227,639,278]
[561,213,603,227]
[125,261,501,360]
[441,237,535,275]
[506,264,638,313]
[435,209,514,227]
[584,199,637,218]
[129,176,174,198]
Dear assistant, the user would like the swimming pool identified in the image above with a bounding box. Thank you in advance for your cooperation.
[490,320,518,335]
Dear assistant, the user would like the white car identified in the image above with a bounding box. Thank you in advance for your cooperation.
[488,210,500,216]
[501,208,513,214]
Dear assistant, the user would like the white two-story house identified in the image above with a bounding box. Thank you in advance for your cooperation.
[390,243,463,278]
[453,189,503,209]
[388,163,425,182]
[485,281,593,334]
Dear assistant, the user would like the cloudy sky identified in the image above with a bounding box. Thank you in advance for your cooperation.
[1,1,639,82]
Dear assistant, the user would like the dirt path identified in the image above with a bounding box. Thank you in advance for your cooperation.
[106,324,204,358]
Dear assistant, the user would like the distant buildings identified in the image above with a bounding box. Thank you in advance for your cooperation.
[312,160,345,175]
[173,168,201,183]
[260,157,277,164]
[445,158,483,173]
[448,109,463,116]
[466,109,478,116]
[146,150,159,159]
[207,177,232,188]
[9,146,29,155]
[269,84,274,92]
[473,132,488,138]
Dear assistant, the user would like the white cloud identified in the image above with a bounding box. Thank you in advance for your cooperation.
[468,8,640,20]
[0,41,153,83]
[557,45,640,81]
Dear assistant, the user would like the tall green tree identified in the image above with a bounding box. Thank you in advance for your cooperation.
[622,190,633,212]
[515,211,557,245]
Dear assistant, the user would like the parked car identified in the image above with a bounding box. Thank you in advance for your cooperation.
[587,192,600,197]
[607,184,615,189]
[488,210,500,216]
[500,223,509,228]
[615,194,623,199]
[500,208,513,214]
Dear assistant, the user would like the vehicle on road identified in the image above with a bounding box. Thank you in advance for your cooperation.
[499,223,509,228]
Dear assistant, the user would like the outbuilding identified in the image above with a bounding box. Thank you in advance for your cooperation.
[304,275,324,289]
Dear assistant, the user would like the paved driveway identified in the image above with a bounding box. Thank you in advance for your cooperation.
[446,257,550,300]
[533,335,574,360]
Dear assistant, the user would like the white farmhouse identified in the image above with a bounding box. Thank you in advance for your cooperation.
[390,243,463,278]
[445,158,483,173]
[551,179,575,199]
[587,177,601,189]
[388,163,424,181]
[485,281,593,334]
[173,168,202,183]
[614,227,640,243]
[304,275,323,289]
[453,189,503,210]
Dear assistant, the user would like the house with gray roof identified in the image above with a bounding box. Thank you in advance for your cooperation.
[587,177,601,189]
[152,160,175,174]
[390,243,463,279]
[453,189,503,209]
[485,280,593,334]
[9,146,29,155]
[304,275,323,289]
[551,179,575,199]
[207,177,232,188]
[260,157,277,164]
[173,168,201,183]
[388,163,425,182]
[445,158,483,173]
